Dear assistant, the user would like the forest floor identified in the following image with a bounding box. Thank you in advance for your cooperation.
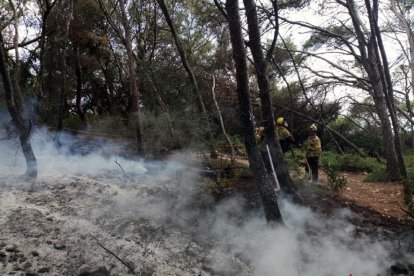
[317,171,411,222]
[0,151,413,276]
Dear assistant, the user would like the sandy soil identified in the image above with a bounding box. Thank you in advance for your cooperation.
[316,171,412,222]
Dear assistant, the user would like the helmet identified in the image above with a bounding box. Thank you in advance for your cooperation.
[276,117,284,125]
[309,124,317,131]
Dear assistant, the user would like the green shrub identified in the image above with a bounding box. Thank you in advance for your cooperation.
[364,167,388,182]
[320,151,381,173]
[325,162,347,190]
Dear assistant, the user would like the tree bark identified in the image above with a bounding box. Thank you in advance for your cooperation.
[8,0,24,110]
[243,0,302,202]
[73,45,89,129]
[56,0,73,135]
[346,0,402,180]
[207,72,235,163]
[226,0,283,223]
[156,0,212,138]
[0,31,38,179]
[119,0,144,154]
[369,0,406,178]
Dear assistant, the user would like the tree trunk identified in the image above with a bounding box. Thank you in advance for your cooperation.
[346,0,402,180]
[119,0,144,155]
[207,73,235,163]
[369,0,406,178]
[74,45,89,129]
[0,31,38,179]
[370,80,401,180]
[243,0,301,203]
[8,0,24,110]
[226,0,282,223]
[56,0,73,135]
[156,0,212,138]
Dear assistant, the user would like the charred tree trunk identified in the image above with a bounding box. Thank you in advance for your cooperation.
[226,0,282,223]
[56,0,73,134]
[119,0,144,155]
[244,0,301,203]
[73,45,89,129]
[0,31,38,179]
[8,0,24,110]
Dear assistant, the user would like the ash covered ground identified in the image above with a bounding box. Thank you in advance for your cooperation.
[0,130,413,276]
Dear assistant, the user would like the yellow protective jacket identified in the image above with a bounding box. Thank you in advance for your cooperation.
[255,127,266,150]
[306,135,321,157]
[276,125,293,141]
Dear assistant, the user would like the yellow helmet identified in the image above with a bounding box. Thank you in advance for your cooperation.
[309,124,317,131]
[276,117,284,125]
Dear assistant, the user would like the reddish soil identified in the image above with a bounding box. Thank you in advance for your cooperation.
[318,171,412,222]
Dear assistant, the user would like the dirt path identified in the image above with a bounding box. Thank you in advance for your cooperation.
[219,154,412,222]
[317,171,412,222]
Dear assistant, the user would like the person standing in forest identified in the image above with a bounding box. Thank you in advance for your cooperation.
[306,124,321,182]
[276,117,295,153]
[255,120,272,172]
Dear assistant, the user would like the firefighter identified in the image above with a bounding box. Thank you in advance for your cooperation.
[255,120,272,172]
[305,123,322,182]
[276,117,295,153]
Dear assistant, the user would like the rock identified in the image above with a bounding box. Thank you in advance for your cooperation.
[31,251,39,257]
[391,262,409,274]
[25,272,38,276]
[79,265,92,274]
[0,251,6,258]
[37,267,50,274]
[5,244,19,252]
[21,261,32,269]
[0,241,6,249]
[18,256,27,263]
[9,254,18,262]
[12,264,22,271]
[53,243,65,250]
[78,266,110,276]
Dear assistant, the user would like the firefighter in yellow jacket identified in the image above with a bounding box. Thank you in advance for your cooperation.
[276,117,295,153]
[306,124,321,182]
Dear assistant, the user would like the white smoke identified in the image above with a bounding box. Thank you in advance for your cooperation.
[0,127,396,275]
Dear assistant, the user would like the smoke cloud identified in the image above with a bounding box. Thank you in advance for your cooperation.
[0,127,397,275]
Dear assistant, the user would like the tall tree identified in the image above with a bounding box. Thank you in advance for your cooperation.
[119,0,144,154]
[280,0,406,180]
[226,0,282,223]
[156,0,212,137]
[0,31,38,179]
[243,0,301,202]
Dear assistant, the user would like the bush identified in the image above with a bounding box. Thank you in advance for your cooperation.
[325,162,347,190]
[320,151,381,173]
[364,167,388,182]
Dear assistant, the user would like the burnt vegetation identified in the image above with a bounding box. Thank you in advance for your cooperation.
[0,0,414,275]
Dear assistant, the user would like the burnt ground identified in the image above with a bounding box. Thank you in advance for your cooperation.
[0,153,413,276]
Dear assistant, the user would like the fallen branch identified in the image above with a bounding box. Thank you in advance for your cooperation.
[92,236,136,274]
[114,159,127,187]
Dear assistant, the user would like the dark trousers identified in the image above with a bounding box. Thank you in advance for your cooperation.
[307,157,319,182]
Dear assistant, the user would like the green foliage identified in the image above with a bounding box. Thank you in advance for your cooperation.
[325,162,347,191]
[328,116,384,156]
[303,25,354,50]
[140,110,211,154]
[320,151,381,173]
[364,167,388,182]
